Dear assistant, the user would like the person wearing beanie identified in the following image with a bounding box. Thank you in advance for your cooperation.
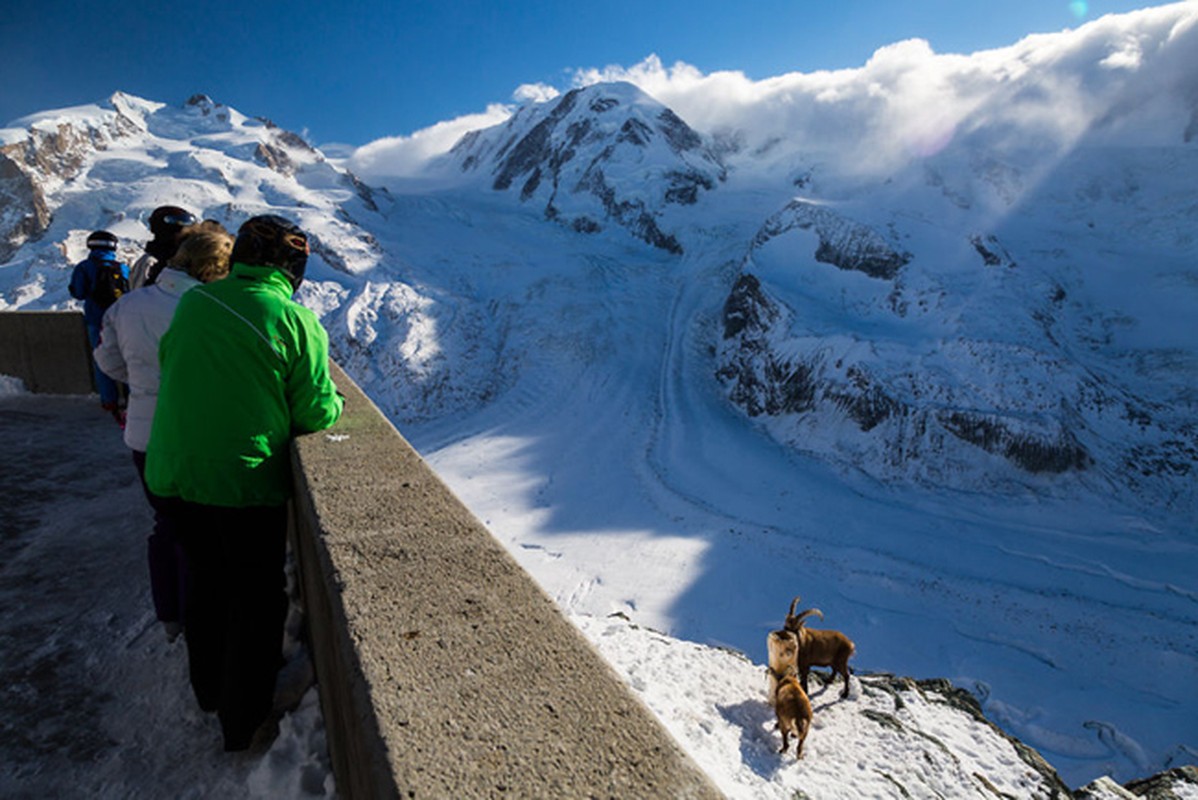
[68,229,129,416]
[93,226,234,644]
[128,205,198,290]
[145,214,342,752]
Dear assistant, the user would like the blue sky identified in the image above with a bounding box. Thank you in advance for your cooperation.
[0,1,1165,147]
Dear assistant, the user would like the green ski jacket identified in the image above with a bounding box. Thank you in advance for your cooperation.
[146,262,343,507]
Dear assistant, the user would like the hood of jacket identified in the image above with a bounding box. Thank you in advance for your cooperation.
[153,266,202,298]
[228,261,295,293]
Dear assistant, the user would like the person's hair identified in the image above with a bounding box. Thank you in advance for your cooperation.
[168,230,234,283]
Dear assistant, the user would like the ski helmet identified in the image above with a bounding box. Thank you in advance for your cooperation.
[86,230,118,251]
[148,206,197,238]
[230,214,310,291]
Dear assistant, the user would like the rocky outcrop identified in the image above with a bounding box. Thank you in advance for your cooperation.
[715,250,1100,482]
[970,233,1018,268]
[1077,766,1198,799]
[859,674,1074,798]
[752,200,911,280]
[939,410,1091,473]
[583,614,1195,800]
[251,113,319,177]
[0,144,52,263]
[0,109,131,262]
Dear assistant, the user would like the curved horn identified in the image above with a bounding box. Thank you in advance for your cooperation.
[788,596,802,616]
[792,608,824,629]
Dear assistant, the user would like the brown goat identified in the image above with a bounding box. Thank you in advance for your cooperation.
[774,674,813,757]
[783,596,855,699]
[766,629,799,700]
[766,629,812,757]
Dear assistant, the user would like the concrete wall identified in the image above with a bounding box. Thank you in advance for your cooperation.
[0,311,93,394]
[290,363,721,799]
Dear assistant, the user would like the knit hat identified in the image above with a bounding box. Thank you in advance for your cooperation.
[230,214,310,291]
[86,230,118,251]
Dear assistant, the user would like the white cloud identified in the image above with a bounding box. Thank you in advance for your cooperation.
[563,5,1198,173]
[347,103,513,179]
[513,83,560,104]
[348,83,567,182]
[348,4,1198,182]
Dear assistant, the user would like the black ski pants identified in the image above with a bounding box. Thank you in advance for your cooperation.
[172,500,288,751]
[131,450,186,624]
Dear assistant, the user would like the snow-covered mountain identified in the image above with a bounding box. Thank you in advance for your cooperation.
[444,81,725,253]
[1,4,1196,794]
[715,149,1196,511]
[0,92,501,423]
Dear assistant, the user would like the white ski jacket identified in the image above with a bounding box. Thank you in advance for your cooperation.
[94,267,201,452]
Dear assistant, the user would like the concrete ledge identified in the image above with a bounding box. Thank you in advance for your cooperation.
[0,311,93,394]
[291,363,721,799]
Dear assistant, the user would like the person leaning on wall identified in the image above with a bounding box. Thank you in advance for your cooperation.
[93,225,234,644]
[144,214,343,753]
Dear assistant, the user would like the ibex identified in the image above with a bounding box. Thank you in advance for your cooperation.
[783,596,855,699]
[766,629,813,757]
[766,628,799,700]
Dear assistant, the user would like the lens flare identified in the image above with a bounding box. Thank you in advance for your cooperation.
[1069,1,1089,19]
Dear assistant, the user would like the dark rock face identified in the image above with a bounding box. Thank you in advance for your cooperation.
[939,411,1090,473]
[347,172,383,213]
[657,108,703,152]
[0,145,52,263]
[254,141,297,175]
[491,88,582,193]
[1123,766,1198,798]
[250,119,318,178]
[663,169,714,205]
[753,200,911,280]
[717,339,902,428]
[452,83,725,254]
[721,273,777,340]
[0,119,112,262]
[970,233,1018,268]
[831,369,903,432]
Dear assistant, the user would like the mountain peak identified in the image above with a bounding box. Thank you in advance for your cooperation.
[449,81,725,253]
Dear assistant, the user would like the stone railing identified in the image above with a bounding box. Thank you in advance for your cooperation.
[290,365,720,797]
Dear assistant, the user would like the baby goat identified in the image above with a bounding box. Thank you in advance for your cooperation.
[783,596,856,699]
